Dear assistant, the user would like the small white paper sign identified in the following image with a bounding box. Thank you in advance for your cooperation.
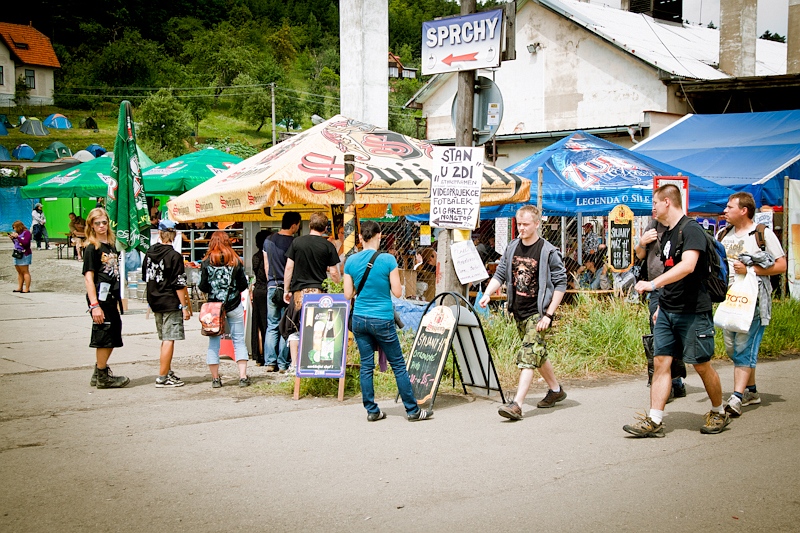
[430,146,483,230]
[487,102,500,126]
[419,224,432,246]
[754,211,773,230]
[451,240,489,285]
[495,217,508,256]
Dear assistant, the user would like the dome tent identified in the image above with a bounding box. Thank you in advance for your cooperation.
[47,141,72,158]
[44,113,73,129]
[19,118,49,136]
[12,144,36,159]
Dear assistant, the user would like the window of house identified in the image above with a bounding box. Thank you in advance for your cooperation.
[0,66,4,85]
[388,66,399,78]
[25,69,35,89]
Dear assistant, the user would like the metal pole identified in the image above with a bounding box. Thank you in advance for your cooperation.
[271,83,277,147]
[782,175,789,299]
[537,167,543,213]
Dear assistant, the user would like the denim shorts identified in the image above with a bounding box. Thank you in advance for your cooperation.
[13,253,32,266]
[154,310,185,341]
[514,314,548,369]
[653,309,715,365]
[723,308,765,368]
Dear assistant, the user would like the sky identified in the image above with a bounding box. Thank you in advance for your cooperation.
[598,0,789,36]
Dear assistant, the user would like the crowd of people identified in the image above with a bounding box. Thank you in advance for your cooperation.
[66,186,786,433]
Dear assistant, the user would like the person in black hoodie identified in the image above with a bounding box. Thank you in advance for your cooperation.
[143,219,192,388]
[199,231,250,388]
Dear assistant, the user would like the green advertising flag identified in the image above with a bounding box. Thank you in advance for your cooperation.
[108,101,150,253]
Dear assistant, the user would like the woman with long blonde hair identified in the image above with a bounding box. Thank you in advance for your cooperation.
[198,231,250,387]
[83,207,129,389]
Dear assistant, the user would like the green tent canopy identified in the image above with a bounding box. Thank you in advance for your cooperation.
[142,148,243,194]
[47,141,72,158]
[32,149,59,162]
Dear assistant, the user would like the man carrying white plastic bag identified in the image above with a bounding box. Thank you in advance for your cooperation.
[717,193,786,418]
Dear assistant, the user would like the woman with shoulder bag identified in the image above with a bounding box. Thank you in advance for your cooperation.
[10,220,32,293]
[199,231,250,388]
[344,221,432,423]
[83,208,129,389]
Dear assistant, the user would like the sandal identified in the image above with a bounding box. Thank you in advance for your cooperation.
[13,289,21,293]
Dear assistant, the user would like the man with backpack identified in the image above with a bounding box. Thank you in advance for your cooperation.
[625,184,729,437]
[718,193,786,417]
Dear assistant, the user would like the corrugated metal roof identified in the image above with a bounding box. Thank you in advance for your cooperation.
[540,0,785,79]
[0,22,61,69]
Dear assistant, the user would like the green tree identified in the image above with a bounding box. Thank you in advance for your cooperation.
[183,22,258,98]
[759,30,786,43]
[91,29,164,88]
[137,89,193,152]
[267,20,299,65]
[14,75,31,106]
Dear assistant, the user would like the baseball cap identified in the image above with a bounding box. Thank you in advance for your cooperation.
[158,219,177,231]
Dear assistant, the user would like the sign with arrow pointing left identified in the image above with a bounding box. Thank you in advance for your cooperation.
[422,9,503,76]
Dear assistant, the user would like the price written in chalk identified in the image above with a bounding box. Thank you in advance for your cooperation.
[608,204,634,272]
[430,146,483,230]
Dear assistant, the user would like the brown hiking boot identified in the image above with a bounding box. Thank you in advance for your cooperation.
[95,366,130,389]
[537,388,567,408]
[498,401,523,420]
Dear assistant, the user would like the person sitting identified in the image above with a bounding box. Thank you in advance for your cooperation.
[68,212,87,260]
[576,251,610,290]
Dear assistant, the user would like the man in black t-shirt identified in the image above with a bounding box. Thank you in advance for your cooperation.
[282,212,340,370]
[263,211,301,372]
[626,184,729,438]
[479,205,568,421]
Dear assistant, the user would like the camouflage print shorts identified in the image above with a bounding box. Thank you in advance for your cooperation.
[515,315,548,369]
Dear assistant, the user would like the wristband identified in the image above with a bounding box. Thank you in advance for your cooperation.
[88,303,100,313]
[543,312,554,320]
[650,281,656,291]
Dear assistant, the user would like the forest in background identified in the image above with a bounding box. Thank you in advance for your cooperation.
[5,0,502,157]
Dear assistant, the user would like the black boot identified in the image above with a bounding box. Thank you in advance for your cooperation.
[90,365,98,387]
[95,366,130,389]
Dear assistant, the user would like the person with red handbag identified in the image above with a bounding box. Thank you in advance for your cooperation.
[199,231,250,388]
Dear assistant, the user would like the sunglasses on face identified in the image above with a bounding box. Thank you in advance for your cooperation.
[93,220,109,226]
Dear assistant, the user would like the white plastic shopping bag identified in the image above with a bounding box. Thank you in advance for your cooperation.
[713,269,758,333]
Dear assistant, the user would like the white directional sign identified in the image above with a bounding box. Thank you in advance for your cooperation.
[422,9,503,75]
[430,146,483,230]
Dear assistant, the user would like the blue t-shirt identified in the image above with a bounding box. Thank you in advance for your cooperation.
[344,250,397,321]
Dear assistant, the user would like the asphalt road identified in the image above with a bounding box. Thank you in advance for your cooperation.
[1,284,799,532]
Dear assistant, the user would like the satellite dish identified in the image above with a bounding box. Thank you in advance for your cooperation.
[311,114,325,125]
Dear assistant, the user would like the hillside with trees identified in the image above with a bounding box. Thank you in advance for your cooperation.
[5,0,500,158]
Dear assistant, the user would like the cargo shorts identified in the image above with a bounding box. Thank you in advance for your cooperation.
[154,310,185,341]
[514,314,548,369]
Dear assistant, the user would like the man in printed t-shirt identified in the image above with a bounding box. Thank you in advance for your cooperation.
[479,205,568,421]
[627,184,729,437]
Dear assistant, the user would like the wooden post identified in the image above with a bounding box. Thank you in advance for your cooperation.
[436,0,477,299]
[342,154,358,258]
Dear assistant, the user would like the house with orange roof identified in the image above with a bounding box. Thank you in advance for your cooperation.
[0,22,61,106]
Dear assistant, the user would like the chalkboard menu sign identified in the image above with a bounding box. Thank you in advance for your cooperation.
[297,293,349,379]
[608,204,634,272]
[405,305,457,405]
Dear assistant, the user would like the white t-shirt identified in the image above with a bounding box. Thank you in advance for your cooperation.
[719,223,785,284]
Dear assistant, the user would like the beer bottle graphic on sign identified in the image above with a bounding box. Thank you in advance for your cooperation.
[311,312,326,363]
[320,310,336,362]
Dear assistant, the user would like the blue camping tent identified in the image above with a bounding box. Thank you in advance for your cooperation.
[12,144,36,160]
[85,143,107,157]
[633,111,800,207]
[44,113,73,129]
[0,144,11,160]
[0,122,7,136]
[481,131,734,218]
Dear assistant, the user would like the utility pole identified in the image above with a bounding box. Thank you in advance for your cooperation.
[435,0,476,299]
[271,83,276,147]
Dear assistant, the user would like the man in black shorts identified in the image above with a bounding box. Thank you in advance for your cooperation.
[626,184,729,437]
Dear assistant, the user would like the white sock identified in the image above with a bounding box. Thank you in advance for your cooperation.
[712,404,725,414]
[649,409,664,424]
[551,385,561,393]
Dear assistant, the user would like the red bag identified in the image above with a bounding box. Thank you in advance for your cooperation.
[199,302,226,336]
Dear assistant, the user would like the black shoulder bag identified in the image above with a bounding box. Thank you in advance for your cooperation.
[348,251,381,331]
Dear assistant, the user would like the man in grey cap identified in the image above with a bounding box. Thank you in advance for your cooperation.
[31,203,50,249]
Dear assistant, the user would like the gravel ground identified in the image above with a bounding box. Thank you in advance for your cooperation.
[0,242,85,293]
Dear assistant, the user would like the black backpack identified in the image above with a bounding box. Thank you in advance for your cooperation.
[675,218,729,303]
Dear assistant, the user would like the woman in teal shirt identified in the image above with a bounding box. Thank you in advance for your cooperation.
[344,221,432,423]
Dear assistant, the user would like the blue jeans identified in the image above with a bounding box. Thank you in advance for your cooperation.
[207,303,248,364]
[265,287,289,369]
[351,315,419,415]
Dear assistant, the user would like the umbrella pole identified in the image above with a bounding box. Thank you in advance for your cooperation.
[342,154,358,258]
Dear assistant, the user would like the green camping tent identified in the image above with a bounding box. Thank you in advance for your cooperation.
[32,149,59,162]
[47,141,72,158]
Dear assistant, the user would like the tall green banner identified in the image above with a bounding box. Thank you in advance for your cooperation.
[108,100,149,253]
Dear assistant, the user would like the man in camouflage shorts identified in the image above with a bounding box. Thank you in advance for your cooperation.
[480,205,568,420]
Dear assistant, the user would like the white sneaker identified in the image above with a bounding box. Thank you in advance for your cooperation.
[742,391,761,406]
[725,395,742,417]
